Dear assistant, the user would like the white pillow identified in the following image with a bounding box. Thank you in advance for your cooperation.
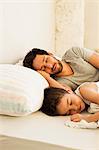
[0,64,49,116]
[15,59,23,66]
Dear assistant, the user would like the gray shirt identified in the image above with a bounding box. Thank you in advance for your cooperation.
[55,47,99,90]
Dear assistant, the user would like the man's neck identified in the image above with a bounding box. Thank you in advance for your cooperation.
[56,61,73,77]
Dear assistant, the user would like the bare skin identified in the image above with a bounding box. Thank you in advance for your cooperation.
[56,82,99,122]
[38,70,72,93]
[71,82,99,122]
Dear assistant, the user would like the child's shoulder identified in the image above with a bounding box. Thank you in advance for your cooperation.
[79,82,99,99]
[79,82,97,89]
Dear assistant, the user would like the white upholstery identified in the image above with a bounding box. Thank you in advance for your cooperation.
[0,64,49,116]
[0,111,99,150]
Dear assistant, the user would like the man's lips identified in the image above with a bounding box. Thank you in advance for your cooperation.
[52,63,57,72]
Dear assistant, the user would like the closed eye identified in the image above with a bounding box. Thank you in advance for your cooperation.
[70,101,72,105]
[68,99,72,106]
[41,66,46,71]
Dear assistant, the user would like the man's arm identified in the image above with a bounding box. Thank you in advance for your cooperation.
[37,70,72,92]
[88,51,99,69]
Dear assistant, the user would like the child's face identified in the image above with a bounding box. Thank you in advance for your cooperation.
[56,93,85,115]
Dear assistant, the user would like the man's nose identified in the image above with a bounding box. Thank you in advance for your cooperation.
[46,63,53,68]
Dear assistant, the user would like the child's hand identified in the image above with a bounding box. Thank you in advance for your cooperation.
[70,114,83,122]
[70,114,94,123]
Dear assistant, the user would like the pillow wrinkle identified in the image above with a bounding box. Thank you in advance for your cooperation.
[0,64,49,116]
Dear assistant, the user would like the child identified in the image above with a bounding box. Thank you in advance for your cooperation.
[40,82,99,123]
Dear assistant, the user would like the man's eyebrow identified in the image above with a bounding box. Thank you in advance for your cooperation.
[40,56,45,70]
[43,56,45,62]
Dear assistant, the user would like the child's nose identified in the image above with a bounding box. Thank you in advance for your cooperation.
[70,105,78,111]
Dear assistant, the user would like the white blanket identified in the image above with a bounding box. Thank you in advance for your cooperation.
[65,119,99,129]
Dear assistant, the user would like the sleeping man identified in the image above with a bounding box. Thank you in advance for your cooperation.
[23,47,99,91]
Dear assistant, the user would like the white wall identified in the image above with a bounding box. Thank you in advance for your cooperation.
[0,0,55,63]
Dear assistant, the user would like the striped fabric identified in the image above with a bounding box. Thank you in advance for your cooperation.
[0,64,49,116]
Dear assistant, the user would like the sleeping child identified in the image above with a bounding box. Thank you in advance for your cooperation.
[40,82,99,123]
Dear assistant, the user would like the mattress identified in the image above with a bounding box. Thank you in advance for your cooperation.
[0,111,99,150]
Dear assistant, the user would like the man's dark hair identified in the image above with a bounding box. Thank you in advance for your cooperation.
[40,87,67,116]
[23,48,49,70]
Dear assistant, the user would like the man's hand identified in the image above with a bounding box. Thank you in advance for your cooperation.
[37,70,72,92]
[37,70,50,77]
[61,83,73,93]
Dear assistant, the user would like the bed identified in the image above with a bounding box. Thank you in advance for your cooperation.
[0,52,99,150]
[0,111,99,150]
[1,2,99,149]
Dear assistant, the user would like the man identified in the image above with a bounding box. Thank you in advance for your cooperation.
[23,47,99,91]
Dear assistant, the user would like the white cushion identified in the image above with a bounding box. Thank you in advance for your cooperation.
[0,64,49,116]
[15,59,23,66]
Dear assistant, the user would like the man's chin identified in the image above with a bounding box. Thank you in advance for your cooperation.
[55,62,63,75]
[51,68,63,77]
[50,60,63,77]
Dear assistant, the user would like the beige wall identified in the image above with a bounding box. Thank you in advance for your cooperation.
[55,0,99,57]
[55,0,84,57]
[0,0,99,63]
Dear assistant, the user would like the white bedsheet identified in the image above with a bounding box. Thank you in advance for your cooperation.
[0,111,99,150]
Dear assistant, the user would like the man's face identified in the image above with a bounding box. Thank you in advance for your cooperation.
[32,54,63,75]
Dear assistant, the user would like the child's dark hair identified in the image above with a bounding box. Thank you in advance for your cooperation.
[40,87,67,116]
[23,48,49,70]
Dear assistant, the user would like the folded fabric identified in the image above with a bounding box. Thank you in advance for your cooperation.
[64,119,99,129]
[88,103,99,113]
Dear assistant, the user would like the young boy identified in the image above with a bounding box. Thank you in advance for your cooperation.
[40,82,99,123]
